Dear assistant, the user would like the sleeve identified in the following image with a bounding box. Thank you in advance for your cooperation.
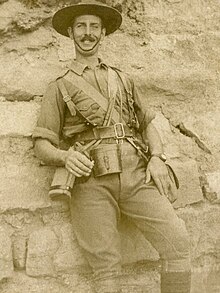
[132,78,156,132]
[32,81,65,147]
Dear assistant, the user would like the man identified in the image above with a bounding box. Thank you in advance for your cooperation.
[33,1,191,292]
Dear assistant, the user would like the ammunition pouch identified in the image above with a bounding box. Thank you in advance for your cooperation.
[90,144,122,177]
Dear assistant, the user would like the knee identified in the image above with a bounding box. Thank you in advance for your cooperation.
[161,221,191,272]
[166,219,190,260]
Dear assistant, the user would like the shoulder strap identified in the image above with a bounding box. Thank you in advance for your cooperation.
[56,78,94,126]
[113,69,132,95]
[64,70,126,124]
[57,78,76,116]
[103,67,120,126]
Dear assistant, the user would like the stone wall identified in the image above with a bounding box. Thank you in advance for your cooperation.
[0,0,220,292]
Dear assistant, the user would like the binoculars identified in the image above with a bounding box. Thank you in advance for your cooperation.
[49,167,75,201]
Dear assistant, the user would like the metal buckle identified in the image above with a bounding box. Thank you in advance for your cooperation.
[114,123,125,139]
[63,95,71,103]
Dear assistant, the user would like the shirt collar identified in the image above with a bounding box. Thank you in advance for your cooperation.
[68,58,108,75]
[68,60,88,76]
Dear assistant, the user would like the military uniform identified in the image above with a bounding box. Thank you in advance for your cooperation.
[33,60,154,147]
[33,60,191,293]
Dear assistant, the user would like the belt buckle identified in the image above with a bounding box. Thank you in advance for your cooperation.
[114,123,125,144]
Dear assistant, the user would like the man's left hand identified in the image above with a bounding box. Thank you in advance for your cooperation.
[145,156,170,196]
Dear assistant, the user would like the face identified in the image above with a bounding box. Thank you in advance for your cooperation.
[69,14,106,56]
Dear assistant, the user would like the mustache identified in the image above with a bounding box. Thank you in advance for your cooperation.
[81,35,96,42]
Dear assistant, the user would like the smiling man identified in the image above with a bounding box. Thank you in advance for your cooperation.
[70,14,104,54]
[32,1,191,292]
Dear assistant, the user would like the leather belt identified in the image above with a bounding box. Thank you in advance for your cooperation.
[73,123,134,142]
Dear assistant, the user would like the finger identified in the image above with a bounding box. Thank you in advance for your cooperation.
[153,177,165,196]
[160,175,170,196]
[66,159,93,176]
[68,168,82,177]
[145,169,151,184]
[76,153,94,168]
[67,164,91,177]
[68,150,94,168]
[68,153,94,170]
[69,158,93,173]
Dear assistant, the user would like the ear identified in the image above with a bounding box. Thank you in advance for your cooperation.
[100,27,106,43]
[67,27,74,40]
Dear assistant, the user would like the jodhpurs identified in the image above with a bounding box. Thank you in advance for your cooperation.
[70,141,191,292]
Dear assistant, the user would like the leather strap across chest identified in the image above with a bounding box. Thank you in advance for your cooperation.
[61,68,127,125]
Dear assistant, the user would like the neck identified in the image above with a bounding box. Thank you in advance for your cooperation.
[75,52,99,69]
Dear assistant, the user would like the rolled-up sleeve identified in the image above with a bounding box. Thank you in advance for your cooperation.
[32,81,64,147]
[132,79,156,132]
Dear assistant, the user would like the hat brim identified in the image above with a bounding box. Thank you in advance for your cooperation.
[52,4,122,37]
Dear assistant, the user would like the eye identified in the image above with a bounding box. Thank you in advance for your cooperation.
[91,24,100,29]
[75,23,84,29]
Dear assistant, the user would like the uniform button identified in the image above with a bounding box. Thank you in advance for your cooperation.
[86,122,90,126]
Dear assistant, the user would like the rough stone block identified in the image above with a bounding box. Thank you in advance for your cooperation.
[12,235,27,270]
[171,159,204,208]
[0,137,59,212]
[152,113,181,158]
[0,162,54,212]
[178,204,220,267]
[26,228,60,277]
[152,114,204,207]
[14,12,51,32]
[5,27,54,51]
[0,271,77,293]
[0,0,24,33]
[203,172,220,203]
[0,227,13,281]
[26,225,88,277]
[0,102,40,136]
[180,112,220,154]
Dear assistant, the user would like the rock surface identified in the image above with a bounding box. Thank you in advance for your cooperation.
[0,0,220,292]
[0,228,13,281]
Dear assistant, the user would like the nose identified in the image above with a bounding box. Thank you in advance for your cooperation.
[85,23,91,35]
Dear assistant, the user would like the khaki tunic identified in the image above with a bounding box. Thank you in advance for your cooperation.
[32,59,155,147]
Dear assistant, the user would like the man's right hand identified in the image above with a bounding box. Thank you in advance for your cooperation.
[64,148,94,177]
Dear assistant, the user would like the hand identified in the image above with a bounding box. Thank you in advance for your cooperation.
[64,148,94,177]
[145,156,170,196]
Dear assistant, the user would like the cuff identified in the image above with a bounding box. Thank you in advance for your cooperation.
[139,109,156,132]
[32,127,59,147]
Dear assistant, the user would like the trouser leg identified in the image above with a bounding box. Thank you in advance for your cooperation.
[120,186,191,293]
[70,174,122,293]
[119,143,191,292]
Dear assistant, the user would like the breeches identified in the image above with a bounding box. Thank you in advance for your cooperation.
[70,142,190,283]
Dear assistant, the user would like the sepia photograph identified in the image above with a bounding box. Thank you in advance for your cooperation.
[0,0,219,292]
